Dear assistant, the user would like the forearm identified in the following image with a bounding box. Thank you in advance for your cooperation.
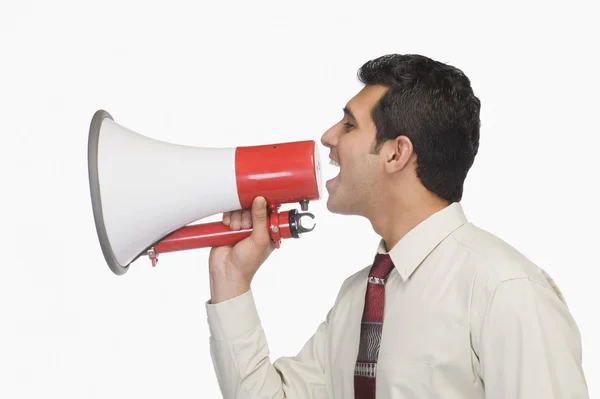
[206,289,328,399]
[210,325,286,399]
[209,270,251,304]
[207,290,285,399]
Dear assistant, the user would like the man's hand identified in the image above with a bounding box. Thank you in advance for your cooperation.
[208,196,275,304]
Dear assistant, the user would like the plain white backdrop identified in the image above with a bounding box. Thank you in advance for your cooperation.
[1,0,598,397]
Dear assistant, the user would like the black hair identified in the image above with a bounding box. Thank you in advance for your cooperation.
[358,54,481,203]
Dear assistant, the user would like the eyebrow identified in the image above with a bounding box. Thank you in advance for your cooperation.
[343,106,357,121]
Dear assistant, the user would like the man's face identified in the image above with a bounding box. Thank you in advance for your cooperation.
[320,84,389,216]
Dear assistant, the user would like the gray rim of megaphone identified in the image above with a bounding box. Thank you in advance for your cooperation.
[88,110,129,276]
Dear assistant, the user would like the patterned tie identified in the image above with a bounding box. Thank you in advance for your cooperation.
[354,253,395,398]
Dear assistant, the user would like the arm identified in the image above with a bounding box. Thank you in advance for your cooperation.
[206,289,329,399]
[475,277,589,398]
[205,197,329,398]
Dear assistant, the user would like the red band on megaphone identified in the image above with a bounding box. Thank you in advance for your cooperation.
[235,140,320,208]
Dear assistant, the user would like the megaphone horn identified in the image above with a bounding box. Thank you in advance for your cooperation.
[88,110,323,275]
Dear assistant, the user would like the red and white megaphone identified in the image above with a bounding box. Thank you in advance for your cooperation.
[88,110,323,275]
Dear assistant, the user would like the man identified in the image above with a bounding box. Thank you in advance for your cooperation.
[205,54,589,398]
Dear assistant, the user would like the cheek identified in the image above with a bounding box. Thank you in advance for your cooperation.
[340,135,379,182]
[345,156,379,189]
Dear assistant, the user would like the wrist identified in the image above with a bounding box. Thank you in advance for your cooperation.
[205,289,260,340]
[209,271,251,304]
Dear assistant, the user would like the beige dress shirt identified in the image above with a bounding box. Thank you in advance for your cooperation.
[206,203,589,398]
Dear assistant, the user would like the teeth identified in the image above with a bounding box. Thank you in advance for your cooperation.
[329,159,340,167]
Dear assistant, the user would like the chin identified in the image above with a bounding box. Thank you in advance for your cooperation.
[326,197,356,216]
[325,197,342,214]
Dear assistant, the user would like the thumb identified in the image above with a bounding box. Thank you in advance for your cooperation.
[250,196,270,247]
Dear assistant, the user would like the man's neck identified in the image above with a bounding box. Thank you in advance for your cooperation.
[370,193,450,251]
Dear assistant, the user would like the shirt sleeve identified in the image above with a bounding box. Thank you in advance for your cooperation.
[205,289,329,399]
[476,277,589,398]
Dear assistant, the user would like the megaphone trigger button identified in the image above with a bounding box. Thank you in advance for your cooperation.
[300,199,309,211]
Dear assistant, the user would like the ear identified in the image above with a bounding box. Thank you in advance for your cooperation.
[383,135,414,173]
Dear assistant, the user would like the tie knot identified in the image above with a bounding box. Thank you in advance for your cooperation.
[369,254,395,279]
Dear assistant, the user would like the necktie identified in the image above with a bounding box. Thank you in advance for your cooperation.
[354,253,395,398]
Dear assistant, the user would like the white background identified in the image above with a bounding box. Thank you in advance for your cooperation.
[1,0,598,397]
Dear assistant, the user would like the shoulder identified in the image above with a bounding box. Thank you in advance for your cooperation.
[457,223,571,342]
[323,259,376,313]
[454,222,558,291]
[337,264,371,297]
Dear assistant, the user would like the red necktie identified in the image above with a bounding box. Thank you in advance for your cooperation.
[354,253,395,398]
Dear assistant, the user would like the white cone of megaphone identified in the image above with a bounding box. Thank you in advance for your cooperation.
[88,110,323,275]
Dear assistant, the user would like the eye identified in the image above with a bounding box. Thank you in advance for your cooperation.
[343,122,355,131]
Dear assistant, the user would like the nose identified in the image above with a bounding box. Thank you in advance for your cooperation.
[320,123,339,149]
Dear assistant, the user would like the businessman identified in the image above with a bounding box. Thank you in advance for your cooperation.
[205,54,589,398]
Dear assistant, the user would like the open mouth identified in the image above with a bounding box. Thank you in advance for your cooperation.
[326,158,340,189]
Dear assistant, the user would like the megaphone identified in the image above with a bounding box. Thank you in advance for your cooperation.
[88,110,323,275]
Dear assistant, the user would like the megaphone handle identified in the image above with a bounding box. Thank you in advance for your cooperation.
[153,222,253,253]
[149,209,305,262]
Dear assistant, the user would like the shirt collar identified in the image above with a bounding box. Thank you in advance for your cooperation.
[376,202,468,281]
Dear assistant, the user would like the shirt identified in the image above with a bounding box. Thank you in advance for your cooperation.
[205,202,589,398]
